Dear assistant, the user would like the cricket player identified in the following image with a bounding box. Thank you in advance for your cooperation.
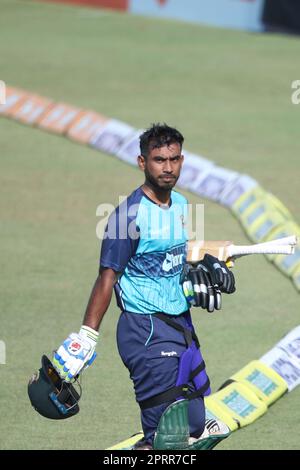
[52,123,235,449]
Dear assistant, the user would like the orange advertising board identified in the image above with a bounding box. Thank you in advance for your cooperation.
[40,1,129,10]
[0,87,28,117]
[38,103,82,134]
[12,94,54,125]
[67,111,108,144]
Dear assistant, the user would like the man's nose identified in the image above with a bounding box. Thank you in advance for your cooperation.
[163,159,173,173]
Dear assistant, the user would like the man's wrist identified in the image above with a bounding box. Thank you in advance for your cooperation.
[79,325,99,346]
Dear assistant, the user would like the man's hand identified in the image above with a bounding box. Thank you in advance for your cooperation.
[182,254,236,312]
[182,264,222,313]
[52,325,99,382]
[200,254,235,294]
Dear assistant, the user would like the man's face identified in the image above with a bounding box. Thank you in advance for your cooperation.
[138,143,184,190]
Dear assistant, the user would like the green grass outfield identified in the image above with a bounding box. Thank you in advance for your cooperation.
[0,0,300,450]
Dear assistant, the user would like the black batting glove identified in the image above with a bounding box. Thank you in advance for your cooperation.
[181,264,222,313]
[200,254,236,294]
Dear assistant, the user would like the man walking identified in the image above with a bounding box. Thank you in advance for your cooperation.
[52,123,235,449]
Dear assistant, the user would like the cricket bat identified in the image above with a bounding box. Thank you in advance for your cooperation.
[187,235,298,265]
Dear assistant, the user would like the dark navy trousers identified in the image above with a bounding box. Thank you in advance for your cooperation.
[116,310,206,444]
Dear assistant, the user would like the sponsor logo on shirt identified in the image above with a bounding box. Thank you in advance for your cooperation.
[162,252,184,272]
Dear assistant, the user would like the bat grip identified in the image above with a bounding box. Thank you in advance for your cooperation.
[229,244,294,257]
[260,235,297,246]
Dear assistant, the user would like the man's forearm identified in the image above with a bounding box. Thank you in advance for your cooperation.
[83,270,117,331]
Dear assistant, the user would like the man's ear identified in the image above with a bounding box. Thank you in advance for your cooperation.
[178,153,184,170]
[138,155,146,171]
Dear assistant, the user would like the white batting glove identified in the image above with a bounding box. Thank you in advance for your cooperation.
[53,325,99,382]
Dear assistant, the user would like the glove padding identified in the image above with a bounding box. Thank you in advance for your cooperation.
[200,254,236,294]
[182,254,236,312]
[52,325,98,382]
[182,264,222,313]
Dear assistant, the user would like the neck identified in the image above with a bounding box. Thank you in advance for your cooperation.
[142,181,171,205]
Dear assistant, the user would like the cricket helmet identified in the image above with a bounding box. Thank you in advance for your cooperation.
[28,355,81,419]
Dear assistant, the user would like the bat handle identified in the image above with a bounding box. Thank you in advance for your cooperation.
[226,258,235,268]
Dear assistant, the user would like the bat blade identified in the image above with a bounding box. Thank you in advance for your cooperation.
[187,240,233,263]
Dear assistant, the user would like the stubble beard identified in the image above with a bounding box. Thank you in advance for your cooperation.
[144,168,178,192]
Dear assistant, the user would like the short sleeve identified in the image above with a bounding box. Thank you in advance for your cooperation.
[99,201,140,273]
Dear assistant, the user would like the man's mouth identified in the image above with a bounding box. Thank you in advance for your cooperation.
[160,175,176,181]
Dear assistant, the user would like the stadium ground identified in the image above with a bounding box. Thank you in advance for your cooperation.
[0,0,299,450]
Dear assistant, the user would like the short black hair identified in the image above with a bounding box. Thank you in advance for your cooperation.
[139,123,184,158]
